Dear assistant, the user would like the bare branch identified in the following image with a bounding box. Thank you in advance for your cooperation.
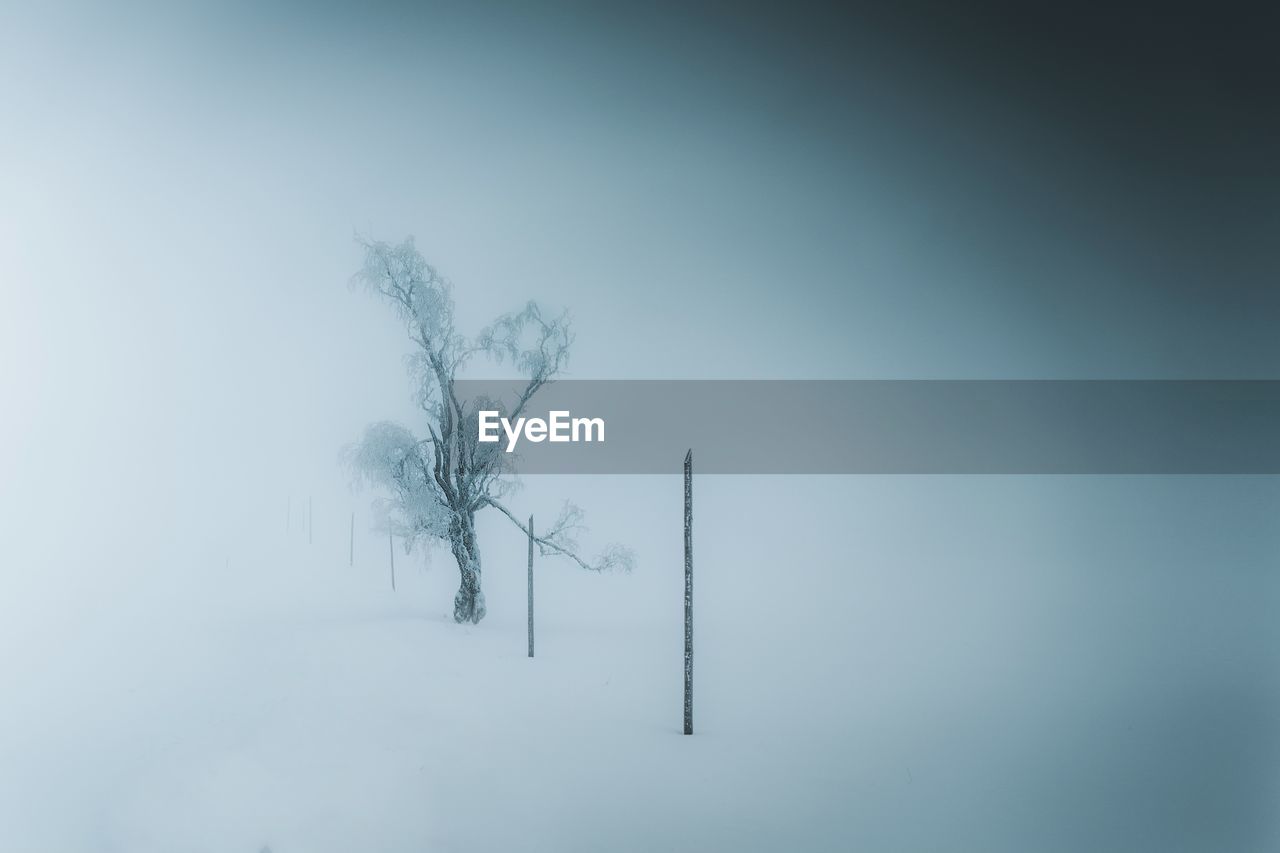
[483,497,633,573]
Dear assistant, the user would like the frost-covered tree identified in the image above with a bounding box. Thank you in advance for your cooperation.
[346,237,631,623]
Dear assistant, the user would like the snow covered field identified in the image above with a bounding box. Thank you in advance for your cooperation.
[3,476,1276,852]
[4,3,1279,849]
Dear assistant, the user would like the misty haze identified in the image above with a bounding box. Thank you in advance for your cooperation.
[2,3,1278,852]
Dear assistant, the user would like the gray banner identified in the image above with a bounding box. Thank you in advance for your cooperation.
[454,380,1280,474]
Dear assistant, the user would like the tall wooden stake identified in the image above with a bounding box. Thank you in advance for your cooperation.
[308,496,313,545]
[349,512,355,567]
[684,449,693,735]
[389,529,396,591]
[527,514,535,658]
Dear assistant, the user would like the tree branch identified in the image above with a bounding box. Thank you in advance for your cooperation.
[483,497,621,572]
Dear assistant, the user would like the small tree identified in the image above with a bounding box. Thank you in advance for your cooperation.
[346,237,631,623]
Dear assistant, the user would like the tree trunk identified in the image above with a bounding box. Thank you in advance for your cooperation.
[450,516,486,624]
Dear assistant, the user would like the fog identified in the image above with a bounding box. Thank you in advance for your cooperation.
[2,2,1278,850]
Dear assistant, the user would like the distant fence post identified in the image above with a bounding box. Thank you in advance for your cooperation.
[684,449,693,736]
[349,512,355,567]
[389,529,396,592]
[527,514,535,658]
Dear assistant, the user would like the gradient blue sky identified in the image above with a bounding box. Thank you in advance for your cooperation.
[6,1,1278,501]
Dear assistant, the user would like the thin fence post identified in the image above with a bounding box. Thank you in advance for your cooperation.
[308,496,313,545]
[286,496,290,533]
[684,449,693,736]
[389,529,396,591]
[528,514,535,658]
[349,512,355,567]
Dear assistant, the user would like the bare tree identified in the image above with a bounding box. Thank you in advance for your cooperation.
[346,237,631,623]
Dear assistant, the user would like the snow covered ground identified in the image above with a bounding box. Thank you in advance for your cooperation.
[2,476,1277,852]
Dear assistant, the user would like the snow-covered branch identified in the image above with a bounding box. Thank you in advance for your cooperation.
[483,497,634,573]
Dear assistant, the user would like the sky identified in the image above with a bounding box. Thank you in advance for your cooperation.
[4,0,1276,540]
[1,2,1278,849]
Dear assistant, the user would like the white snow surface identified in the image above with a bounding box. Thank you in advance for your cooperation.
[2,476,1277,852]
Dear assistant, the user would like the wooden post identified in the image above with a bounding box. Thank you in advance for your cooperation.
[389,529,396,591]
[527,514,535,658]
[684,449,693,735]
[308,496,313,545]
[349,512,355,567]
[286,496,291,533]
